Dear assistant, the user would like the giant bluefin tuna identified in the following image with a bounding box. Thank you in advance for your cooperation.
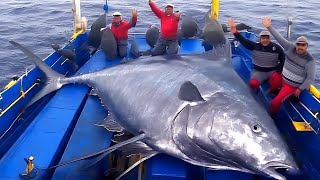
[10,41,298,180]
[145,25,160,48]
[202,10,231,59]
[179,16,200,38]
[99,28,117,60]
[51,42,78,70]
[88,14,107,50]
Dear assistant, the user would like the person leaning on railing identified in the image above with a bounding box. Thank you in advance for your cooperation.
[262,17,316,115]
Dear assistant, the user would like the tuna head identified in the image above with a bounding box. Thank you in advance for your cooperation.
[177,91,298,179]
[202,10,225,45]
[145,25,160,48]
[203,18,225,46]
[100,28,117,60]
[180,17,200,38]
[202,10,231,58]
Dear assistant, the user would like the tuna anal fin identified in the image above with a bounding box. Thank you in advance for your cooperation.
[95,115,124,132]
[178,81,205,102]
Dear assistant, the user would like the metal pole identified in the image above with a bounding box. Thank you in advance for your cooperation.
[287,18,293,39]
[72,0,82,34]
[104,0,109,27]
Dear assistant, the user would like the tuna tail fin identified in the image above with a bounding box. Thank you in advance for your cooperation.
[9,41,66,107]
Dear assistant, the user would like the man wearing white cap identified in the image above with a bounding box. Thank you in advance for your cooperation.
[110,9,138,57]
[148,0,181,55]
[262,17,316,114]
[228,18,285,93]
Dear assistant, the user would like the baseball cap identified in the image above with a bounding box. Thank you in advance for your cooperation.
[295,36,308,44]
[259,30,271,37]
[112,12,122,16]
[165,4,174,8]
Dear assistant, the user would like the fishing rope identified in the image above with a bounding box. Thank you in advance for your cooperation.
[0,113,23,140]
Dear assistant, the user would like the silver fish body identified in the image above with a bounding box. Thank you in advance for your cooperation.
[62,55,297,179]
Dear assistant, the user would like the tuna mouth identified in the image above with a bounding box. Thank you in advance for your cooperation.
[265,161,295,170]
[261,161,299,180]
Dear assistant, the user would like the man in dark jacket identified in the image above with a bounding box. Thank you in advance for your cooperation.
[228,18,285,93]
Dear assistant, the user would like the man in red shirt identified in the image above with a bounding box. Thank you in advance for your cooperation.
[110,9,138,58]
[148,0,180,55]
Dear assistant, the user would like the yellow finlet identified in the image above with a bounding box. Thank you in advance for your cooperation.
[211,0,219,19]
[292,121,313,131]
[309,84,320,98]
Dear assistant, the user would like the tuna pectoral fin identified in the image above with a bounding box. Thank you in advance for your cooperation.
[48,133,146,169]
[115,153,158,180]
[111,133,158,180]
[114,132,156,157]
[9,41,66,107]
[178,81,205,102]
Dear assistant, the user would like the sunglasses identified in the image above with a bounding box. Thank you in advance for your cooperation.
[296,43,307,47]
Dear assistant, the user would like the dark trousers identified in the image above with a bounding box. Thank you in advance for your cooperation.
[117,39,128,58]
[152,37,179,56]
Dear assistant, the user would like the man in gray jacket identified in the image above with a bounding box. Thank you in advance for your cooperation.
[262,17,316,114]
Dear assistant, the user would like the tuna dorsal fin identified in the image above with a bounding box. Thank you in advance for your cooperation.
[178,81,205,102]
[95,115,124,132]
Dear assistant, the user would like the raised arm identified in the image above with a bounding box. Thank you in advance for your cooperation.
[228,18,255,51]
[262,17,293,50]
[148,0,164,19]
[128,8,138,28]
[175,11,181,21]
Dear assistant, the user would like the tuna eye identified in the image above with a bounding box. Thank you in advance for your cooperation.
[251,124,261,133]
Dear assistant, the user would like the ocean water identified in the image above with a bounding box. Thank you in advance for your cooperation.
[0,0,319,89]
